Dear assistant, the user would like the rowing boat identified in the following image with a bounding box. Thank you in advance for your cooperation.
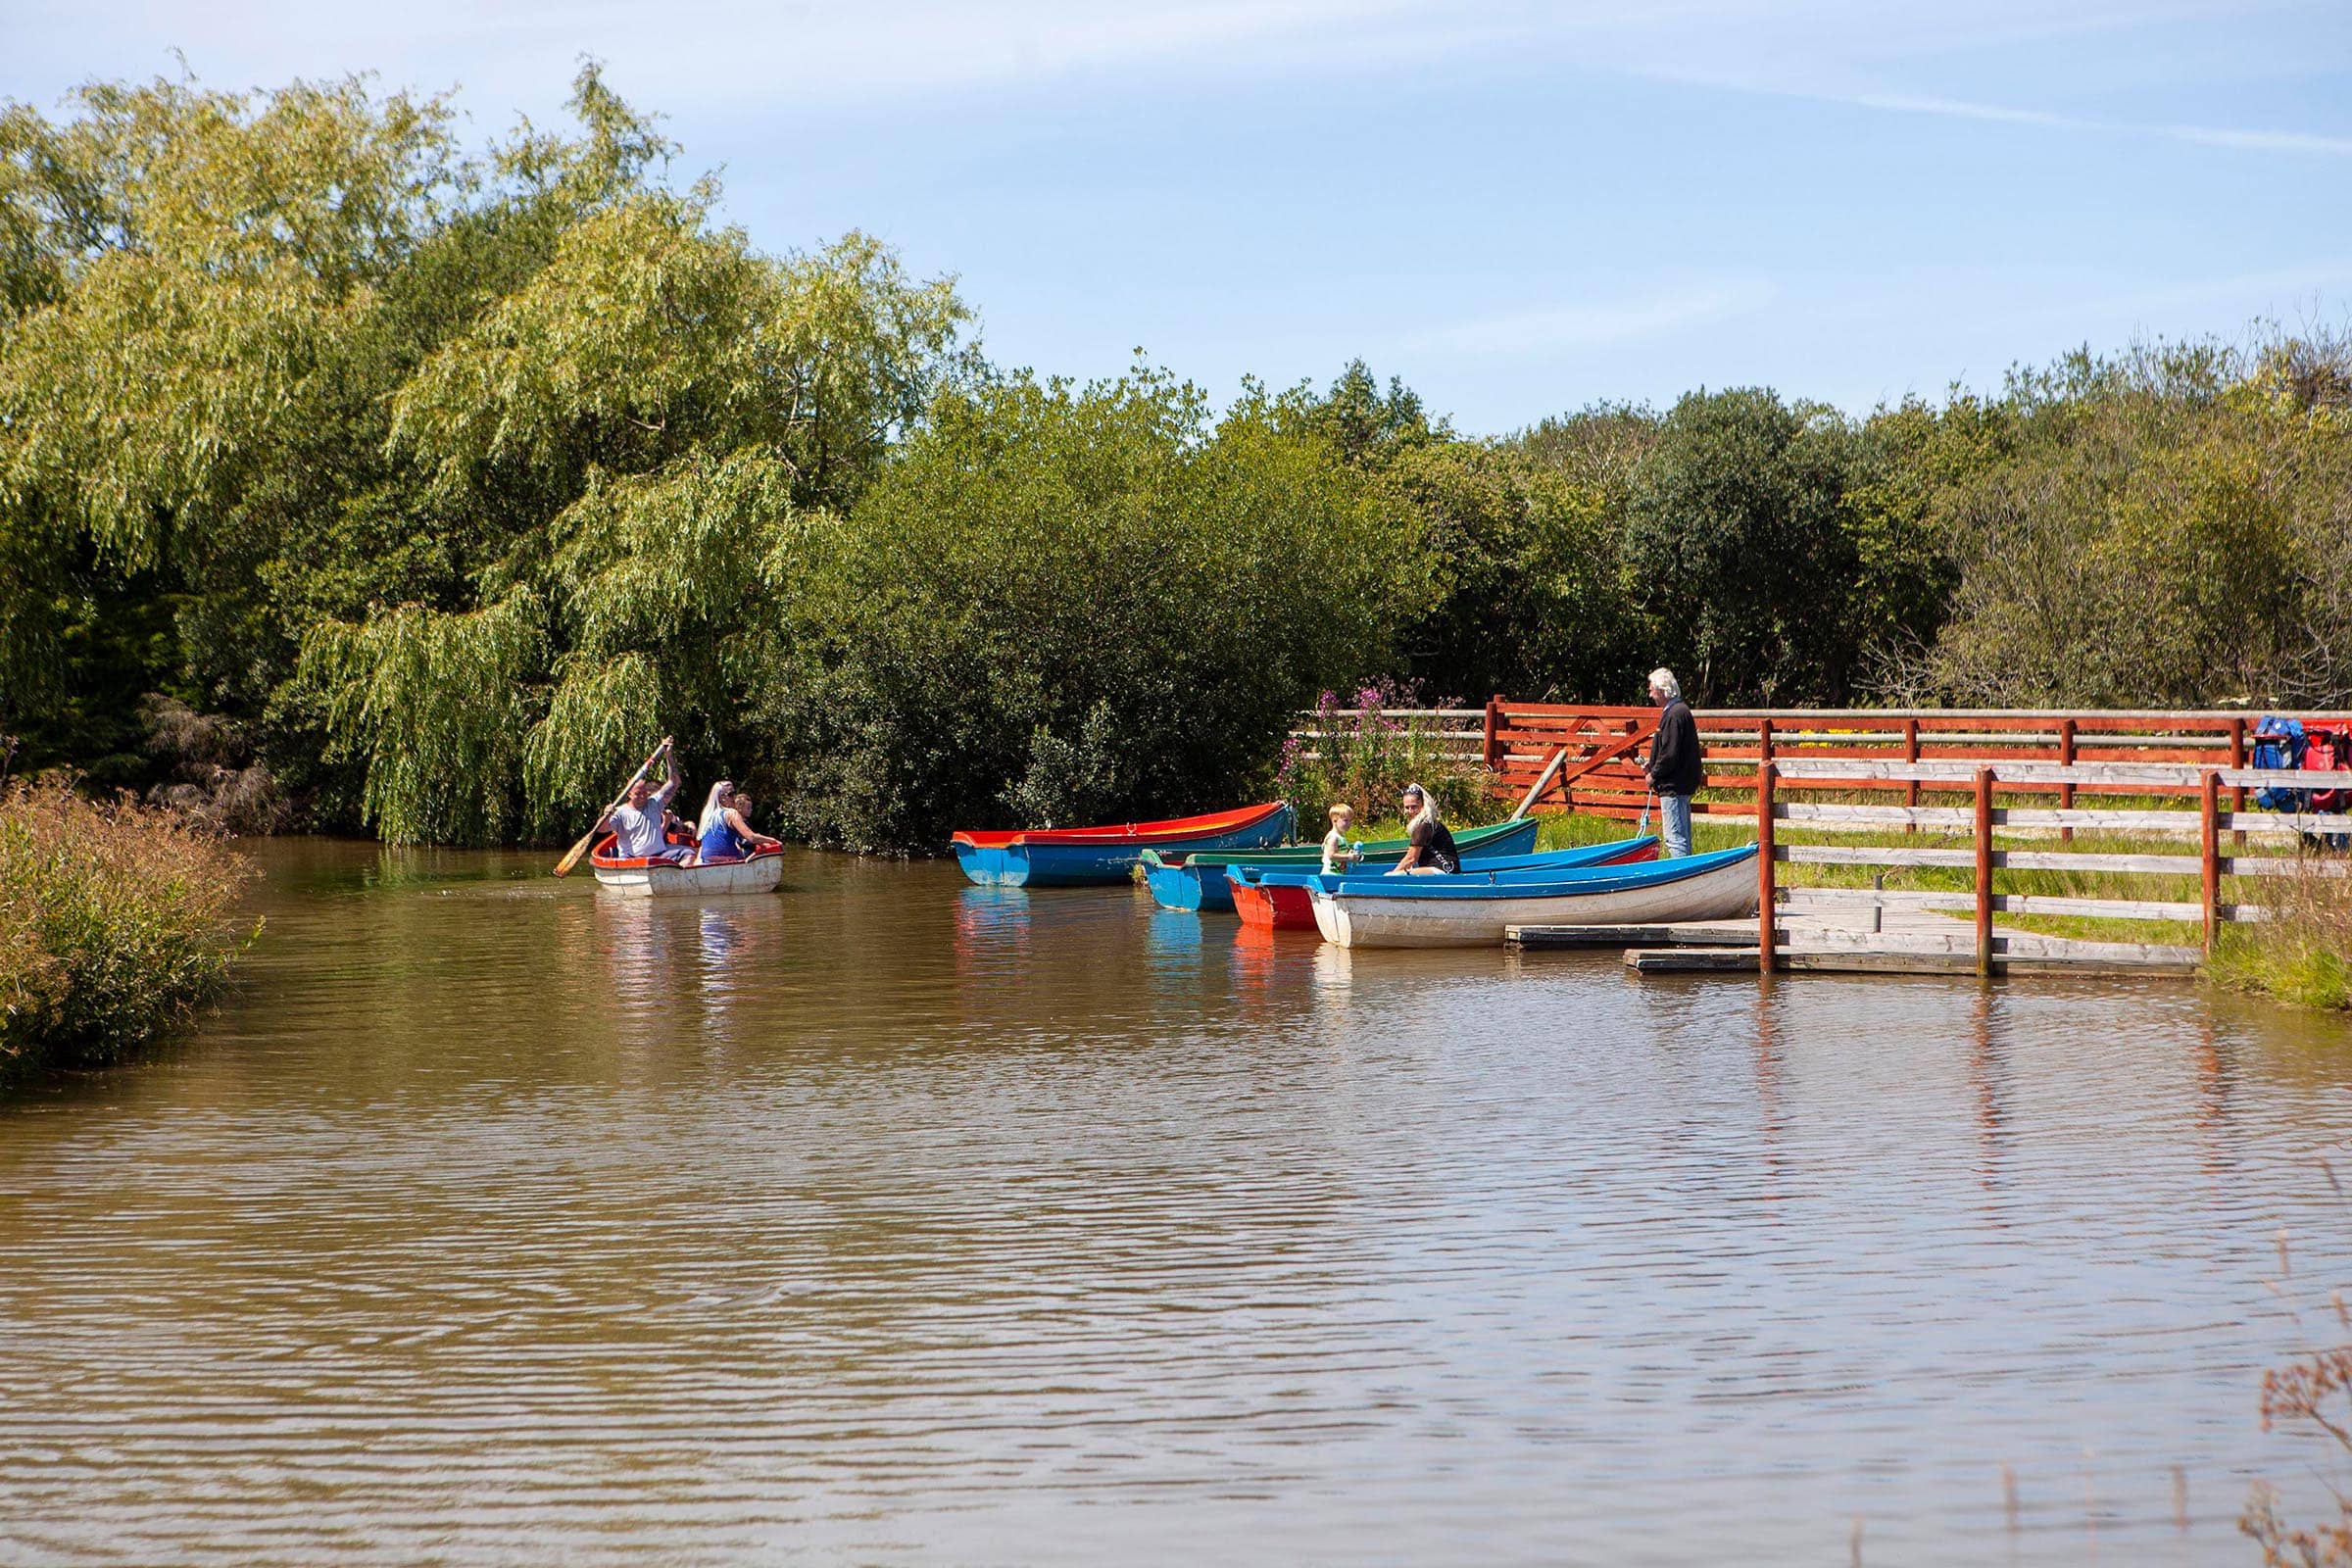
[1140,815,1543,912]
[1232,835,1659,931]
[1309,844,1758,948]
[589,836,786,897]
[952,802,1295,888]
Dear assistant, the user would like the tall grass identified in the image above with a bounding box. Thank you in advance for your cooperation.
[0,784,258,1076]
[2213,855,2352,1010]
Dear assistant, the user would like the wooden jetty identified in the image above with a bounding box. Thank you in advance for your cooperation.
[1500,753,2342,979]
[1509,903,2202,976]
[1299,702,2348,980]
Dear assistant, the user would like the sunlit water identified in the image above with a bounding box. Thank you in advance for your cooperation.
[7,838,2352,1564]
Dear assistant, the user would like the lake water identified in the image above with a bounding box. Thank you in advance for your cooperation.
[6,838,2352,1564]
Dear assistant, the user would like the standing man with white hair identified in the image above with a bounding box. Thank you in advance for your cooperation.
[1641,669,1702,858]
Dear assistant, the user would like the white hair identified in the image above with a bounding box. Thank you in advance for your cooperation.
[1648,668,1681,702]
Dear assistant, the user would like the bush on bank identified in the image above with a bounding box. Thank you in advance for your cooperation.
[0,785,256,1076]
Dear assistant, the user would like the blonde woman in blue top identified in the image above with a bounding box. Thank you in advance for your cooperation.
[695,780,783,862]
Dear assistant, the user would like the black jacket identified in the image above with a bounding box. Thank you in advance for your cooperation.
[1646,700,1703,796]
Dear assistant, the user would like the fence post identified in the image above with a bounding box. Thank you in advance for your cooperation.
[2230,717,2247,849]
[1484,696,1501,772]
[2202,768,2222,956]
[2058,718,2077,844]
[1902,717,1920,833]
[1975,766,1994,978]
[1757,760,1777,976]
[1756,715,1775,825]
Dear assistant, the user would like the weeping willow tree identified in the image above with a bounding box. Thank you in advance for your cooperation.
[312,190,969,842]
[2,61,972,842]
[301,598,545,845]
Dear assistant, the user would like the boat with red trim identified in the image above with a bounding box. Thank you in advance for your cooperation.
[589,834,785,897]
[952,802,1295,887]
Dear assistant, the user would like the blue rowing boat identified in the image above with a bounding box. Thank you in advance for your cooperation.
[952,802,1295,887]
[1230,834,1661,928]
[1139,815,1544,912]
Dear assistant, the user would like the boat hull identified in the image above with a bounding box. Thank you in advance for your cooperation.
[953,803,1295,887]
[1142,816,1544,913]
[591,851,786,898]
[1235,835,1662,932]
[1143,855,1237,911]
[1311,845,1758,948]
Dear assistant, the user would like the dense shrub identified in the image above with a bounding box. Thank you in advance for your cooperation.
[770,369,1429,850]
[0,785,256,1074]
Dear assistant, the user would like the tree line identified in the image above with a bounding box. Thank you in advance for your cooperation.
[5,69,2349,850]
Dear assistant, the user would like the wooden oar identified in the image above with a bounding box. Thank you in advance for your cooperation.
[1511,747,1571,820]
[554,737,670,876]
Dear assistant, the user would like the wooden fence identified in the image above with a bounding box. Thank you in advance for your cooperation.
[1478,703,2352,824]
[1750,758,2351,976]
[1287,709,1486,763]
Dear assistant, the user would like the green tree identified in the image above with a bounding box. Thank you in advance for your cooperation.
[1621,387,1869,703]
[304,191,971,843]
[1903,335,2352,708]
[769,368,1430,851]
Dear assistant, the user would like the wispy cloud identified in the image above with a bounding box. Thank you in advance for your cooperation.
[1403,280,1776,358]
[12,0,2346,160]
[1848,90,2352,156]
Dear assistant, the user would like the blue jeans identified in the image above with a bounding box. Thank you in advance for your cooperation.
[1659,793,1693,858]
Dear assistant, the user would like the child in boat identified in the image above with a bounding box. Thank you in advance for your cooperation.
[1321,803,1364,874]
[696,781,785,862]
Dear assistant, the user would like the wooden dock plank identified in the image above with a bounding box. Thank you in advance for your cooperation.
[1624,947,2201,978]
[1507,922,1774,949]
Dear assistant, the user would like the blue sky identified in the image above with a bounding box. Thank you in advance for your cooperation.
[7,1,2350,432]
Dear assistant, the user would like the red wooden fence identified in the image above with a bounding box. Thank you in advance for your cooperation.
[1480,702,2352,819]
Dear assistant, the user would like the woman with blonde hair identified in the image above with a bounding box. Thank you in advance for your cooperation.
[1388,782,1461,875]
[695,779,782,863]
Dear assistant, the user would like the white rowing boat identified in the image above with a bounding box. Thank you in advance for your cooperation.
[1310,845,1758,948]
[588,837,785,898]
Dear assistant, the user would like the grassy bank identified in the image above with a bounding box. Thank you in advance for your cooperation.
[0,785,258,1079]
[2209,856,2352,1010]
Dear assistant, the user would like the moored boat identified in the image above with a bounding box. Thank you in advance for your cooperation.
[1310,844,1758,948]
[1232,834,1660,931]
[953,802,1295,888]
[589,835,786,897]
[1141,815,1544,913]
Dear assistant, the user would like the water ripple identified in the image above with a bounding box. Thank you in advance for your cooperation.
[3,840,2351,1564]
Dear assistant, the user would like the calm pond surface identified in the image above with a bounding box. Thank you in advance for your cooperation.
[8,838,2352,1564]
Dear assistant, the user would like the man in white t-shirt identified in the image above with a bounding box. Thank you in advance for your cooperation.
[599,739,693,862]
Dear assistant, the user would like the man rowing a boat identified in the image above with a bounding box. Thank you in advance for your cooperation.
[599,738,695,864]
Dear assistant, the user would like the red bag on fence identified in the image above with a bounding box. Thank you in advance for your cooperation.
[2303,726,2352,812]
